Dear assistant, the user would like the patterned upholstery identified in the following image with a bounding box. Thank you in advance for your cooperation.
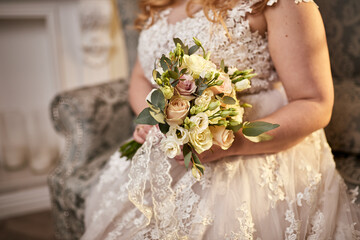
[317,0,360,186]
[47,0,360,239]
[48,80,132,239]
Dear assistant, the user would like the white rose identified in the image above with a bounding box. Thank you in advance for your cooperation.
[189,127,213,154]
[209,125,235,150]
[166,125,189,144]
[235,79,251,92]
[189,112,209,132]
[183,54,216,78]
[161,136,181,158]
[194,89,213,109]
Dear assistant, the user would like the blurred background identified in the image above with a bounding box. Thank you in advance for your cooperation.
[0,0,359,239]
[0,0,138,239]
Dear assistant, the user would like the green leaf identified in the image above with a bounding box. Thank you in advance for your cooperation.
[243,133,274,143]
[242,121,280,137]
[180,68,188,75]
[173,38,185,48]
[195,78,208,96]
[151,89,165,111]
[192,152,204,174]
[221,96,236,105]
[188,45,200,55]
[159,123,170,134]
[220,59,225,71]
[169,70,179,79]
[152,69,158,81]
[160,55,171,71]
[183,144,192,169]
[170,79,179,87]
[149,110,165,124]
[135,108,158,125]
[148,103,161,113]
[227,123,243,133]
[183,45,189,55]
[119,140,142,160]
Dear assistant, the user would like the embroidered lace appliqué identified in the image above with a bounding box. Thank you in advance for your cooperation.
[285,202,301,240]
[260,155,285,207]
[226,202,256,240]
[307,210,325,240]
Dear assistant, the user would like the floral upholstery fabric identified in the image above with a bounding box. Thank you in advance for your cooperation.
[48,80,132,239]
[317,0,360,154]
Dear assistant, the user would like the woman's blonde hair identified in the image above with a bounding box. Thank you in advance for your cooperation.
[135,0,269,30]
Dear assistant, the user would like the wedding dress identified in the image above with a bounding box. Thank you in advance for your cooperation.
[81,0,360,239]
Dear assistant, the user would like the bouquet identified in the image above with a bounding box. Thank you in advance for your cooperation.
[120,37,279,178]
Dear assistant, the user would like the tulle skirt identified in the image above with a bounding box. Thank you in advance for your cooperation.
[82,86,360,240]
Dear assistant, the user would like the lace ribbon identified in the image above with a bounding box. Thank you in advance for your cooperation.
[127,127,179,238]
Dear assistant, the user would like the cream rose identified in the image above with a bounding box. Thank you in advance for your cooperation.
[189,127,213,154]
[189,112,209,132]
[209,125,234,150]
[195,89,213,109]
[209,72,233,95]
[166,125,189,144]
[161,136,181,158]
[166,96,190,125]
[183,54,216,78]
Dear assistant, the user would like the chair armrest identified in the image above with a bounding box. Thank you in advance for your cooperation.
[50,79,133,172]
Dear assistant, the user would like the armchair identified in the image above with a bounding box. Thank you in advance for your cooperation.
[48,80,133,239]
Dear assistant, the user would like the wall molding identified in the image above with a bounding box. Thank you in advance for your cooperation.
[0,186,51,220]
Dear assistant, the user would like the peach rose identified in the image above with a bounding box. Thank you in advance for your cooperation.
[209,125,234,150]
[166,96,190,125]
[209,73,233,95]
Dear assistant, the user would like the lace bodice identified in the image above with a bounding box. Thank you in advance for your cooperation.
[138,0,281,94]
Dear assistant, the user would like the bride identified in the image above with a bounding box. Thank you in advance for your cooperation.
[81,0,360,239]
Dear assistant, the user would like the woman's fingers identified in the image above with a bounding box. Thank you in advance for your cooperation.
[133,124,152,144]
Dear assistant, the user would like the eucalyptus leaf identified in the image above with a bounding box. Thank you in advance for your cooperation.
[242,121,280,137]
[151,89,165,111]
[149,110,165,124]
[160,55,171,70]
[180,68,188,75]
[227,123,243,133]
[152,69,158,81]
[173,38,185,48]
[183,144,192,169]
[221,96,236,105]
[243,133,274,143]
[188,45,200,55]
[169,71,179,79]
[159,123,170,134]
[135,108,158,125]
[192,152,204,174]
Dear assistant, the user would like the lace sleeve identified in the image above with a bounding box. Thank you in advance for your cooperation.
[267,0,317,7]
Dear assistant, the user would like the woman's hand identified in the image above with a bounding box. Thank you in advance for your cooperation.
[133,124,153,144]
